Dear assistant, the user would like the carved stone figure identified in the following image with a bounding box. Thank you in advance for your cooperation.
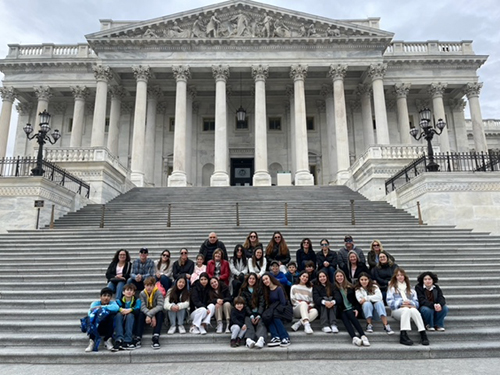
[191,16,206,38]
[327,26,341,37]
[143,28,158,38]
[299,23,306,37]
[231,10,248,37]
[307,23,317,37]
[206,13,222,38]
[274,17,289,38]
[262,13,273,38]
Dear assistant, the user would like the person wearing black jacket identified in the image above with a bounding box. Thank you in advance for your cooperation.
[172,248,195,280]
[229,296,247,347]
[189,272,214,335]
[199,232,228,263]
[296,238,316,272]
[105,249,132,300]
[342,250,370,285]
[313,269,339,333]
[239,273,267,349]
[415,271,449,331]
[316,239,338,284]
[371,252,398,303]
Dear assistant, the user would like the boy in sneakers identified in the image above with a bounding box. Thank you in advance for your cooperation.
[112,283,142,351]
[135,277,165,349]
[84,287,119,352]
[229,296,247,347]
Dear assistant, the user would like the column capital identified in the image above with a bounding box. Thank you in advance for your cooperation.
[70,85,90,101]
[465,82,483,99]
[252,64,269,82]
[16,102,33,115]
[188,85,197,100]
[320,83,333,98]
[368,63,387,80]
[290,64,308,81]
[328,64,347,81]
[93,64,112,82]
[147,85,163,101]
[109,85,126,100]
[428,82,447,98]
[394,83,411,98]
[33,86,52,101]
[133,65,151,82]
[0,86,16,103]
[449,98,466,111]
[356,83,372,98]
[212,64,230,82]
[172,65,191,82]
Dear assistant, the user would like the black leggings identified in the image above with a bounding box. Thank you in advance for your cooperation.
[341,309,365,338]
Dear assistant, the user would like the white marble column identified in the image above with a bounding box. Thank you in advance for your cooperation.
[154,102,167,187]
[329,64,350,185]
[356,84,375,150]
[450,99,469,152]
[290,64,314,185]
[321,84,336,185]
[130,65,151,187]
[32,86,52,156]
[13,102,32,156]
[465,82,488,153]
[69,86,89,148]
[186,86,196,186]
[429,82,450,152]
[286,85,296,176]
[368,64,390,144]
[394,83,411,144]
[90,65,112,147]
[107,86,125,156]
[169,65,190,187]
[0,87,16,158]
[145,85,162,185]
[252,64,271,186]
[210,65,230,186]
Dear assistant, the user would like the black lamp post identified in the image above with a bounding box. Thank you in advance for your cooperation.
[23,110,61,176]
[409,108,446,172]
[236,72,246,126]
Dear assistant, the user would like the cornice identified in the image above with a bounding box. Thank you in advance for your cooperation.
[385,56,487,70]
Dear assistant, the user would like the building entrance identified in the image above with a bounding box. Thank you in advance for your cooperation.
[231,158,254,186]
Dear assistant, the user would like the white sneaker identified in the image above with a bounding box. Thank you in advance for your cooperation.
[178,325,186,334]
[436,327,446,332]
[168,325,176,335]
[255,336,265,349]
[199,325,207,335]
[216,321,223,334]
[304,322,313,334]
[352,337,362,347]
[361,335,370,346]
[426,325,435,331]
[322,326,332,333]
[291,321,302,331]
[331,325,339,333]
[190,326,200,335]
[225,322,231,334]
[385,324,395,335]
[246,338,256,348]
[85,339,95,352]
[105,338,114,351]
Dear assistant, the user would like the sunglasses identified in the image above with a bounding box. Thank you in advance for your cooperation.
[321,243,328,247]
[162,254,170,257]
[249,235,257,238]
[181,252,188,255]
[373,244,380,247]
[274,236,281,239]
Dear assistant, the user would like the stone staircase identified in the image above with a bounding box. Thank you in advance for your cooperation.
[0,185,499,363]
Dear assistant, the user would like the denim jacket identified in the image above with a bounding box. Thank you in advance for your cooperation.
[386,286,419,311]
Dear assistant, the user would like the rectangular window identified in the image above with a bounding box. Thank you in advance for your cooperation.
[68,118,73,133]
[268,117,281,131]
[169,117,175,132]
[306,116,315,131]
[104,117,110,133]
[203,117,216,131]
[236,116,248,130]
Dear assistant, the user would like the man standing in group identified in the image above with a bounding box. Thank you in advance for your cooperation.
[128,248,155,292]
[338,235,366,269]
[199,232,228,264]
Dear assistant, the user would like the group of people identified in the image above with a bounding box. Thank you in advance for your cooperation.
[83,232,449,352]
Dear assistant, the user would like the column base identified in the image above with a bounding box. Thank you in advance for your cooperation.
[253,171,272,186]
[130,172,145,187]
[335,170,351,185]
[294,171,314,186]
[210,172,230,186]
[168,171,188,187]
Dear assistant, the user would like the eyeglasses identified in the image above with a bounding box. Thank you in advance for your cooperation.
[321,243,328,247]
[180,252,188,255]
[139,251,148,254]
[303,242,310,245]
[162,254,170,257]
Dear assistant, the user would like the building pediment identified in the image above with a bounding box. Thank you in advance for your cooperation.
[86,0,393,49]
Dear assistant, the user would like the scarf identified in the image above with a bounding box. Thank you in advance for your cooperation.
[397,282,408,302]
[144,286,158,309]
[215,261,221,277]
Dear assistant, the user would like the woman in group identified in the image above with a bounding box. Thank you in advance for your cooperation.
[367,240,395,269]
[342,250,369,285]
[190,254,206,285]
[316,239,338,284]
[105,249,131,300]
[164,276,190,335]
[354,272,394,334]
[296,238,317,272]
[239,273,267,349]
[313,269,338,333]
[230,244,248,297]
[265,231,290,273]
[208,277,233,333]
[415,271,449,331]
[243,231,262,258]
[333,269,370,346]
[155,249,173,292]
[261,273,291,347]
[371,252,398,303]
[248,246,267,278]
[189,272,214,335]
[173,248,195,281]
[290,271,318,334]
[387,268,429,346]
[207,248,230,286]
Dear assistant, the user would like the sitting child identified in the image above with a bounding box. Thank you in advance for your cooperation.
[113,283,142,351]
[84,287,119,352]
[269,260,291,288]
[135,277,165,349]
[305,261,317,284]
[230,296,247,347]
[285,262,299,286]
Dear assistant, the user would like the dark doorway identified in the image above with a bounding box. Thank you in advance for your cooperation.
[231,158,254,186]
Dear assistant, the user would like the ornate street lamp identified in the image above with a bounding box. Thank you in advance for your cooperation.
[409,108,446,172]
[23,110,61,176]
[236,72,246,126]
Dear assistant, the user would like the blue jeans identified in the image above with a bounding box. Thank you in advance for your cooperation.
[114,312,136,343]
[420,305,449,328]
[362,301,387,321]
[267,318,289,340]
[168,308,187,326]
[107,280,126,300]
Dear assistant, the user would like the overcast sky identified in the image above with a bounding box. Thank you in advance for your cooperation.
[1,0,499,155]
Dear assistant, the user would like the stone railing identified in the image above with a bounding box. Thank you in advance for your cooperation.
[6,43,97,59]
[42,147,128,176]
[384,40,474,56]
[465,119,500,131]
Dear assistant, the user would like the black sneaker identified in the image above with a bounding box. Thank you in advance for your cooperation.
[280,338,291,347]
[133,338,142,348]
[268,337,281,347]
[151,335,160,349]
[125,342,137,350]
[111,340,122,352]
